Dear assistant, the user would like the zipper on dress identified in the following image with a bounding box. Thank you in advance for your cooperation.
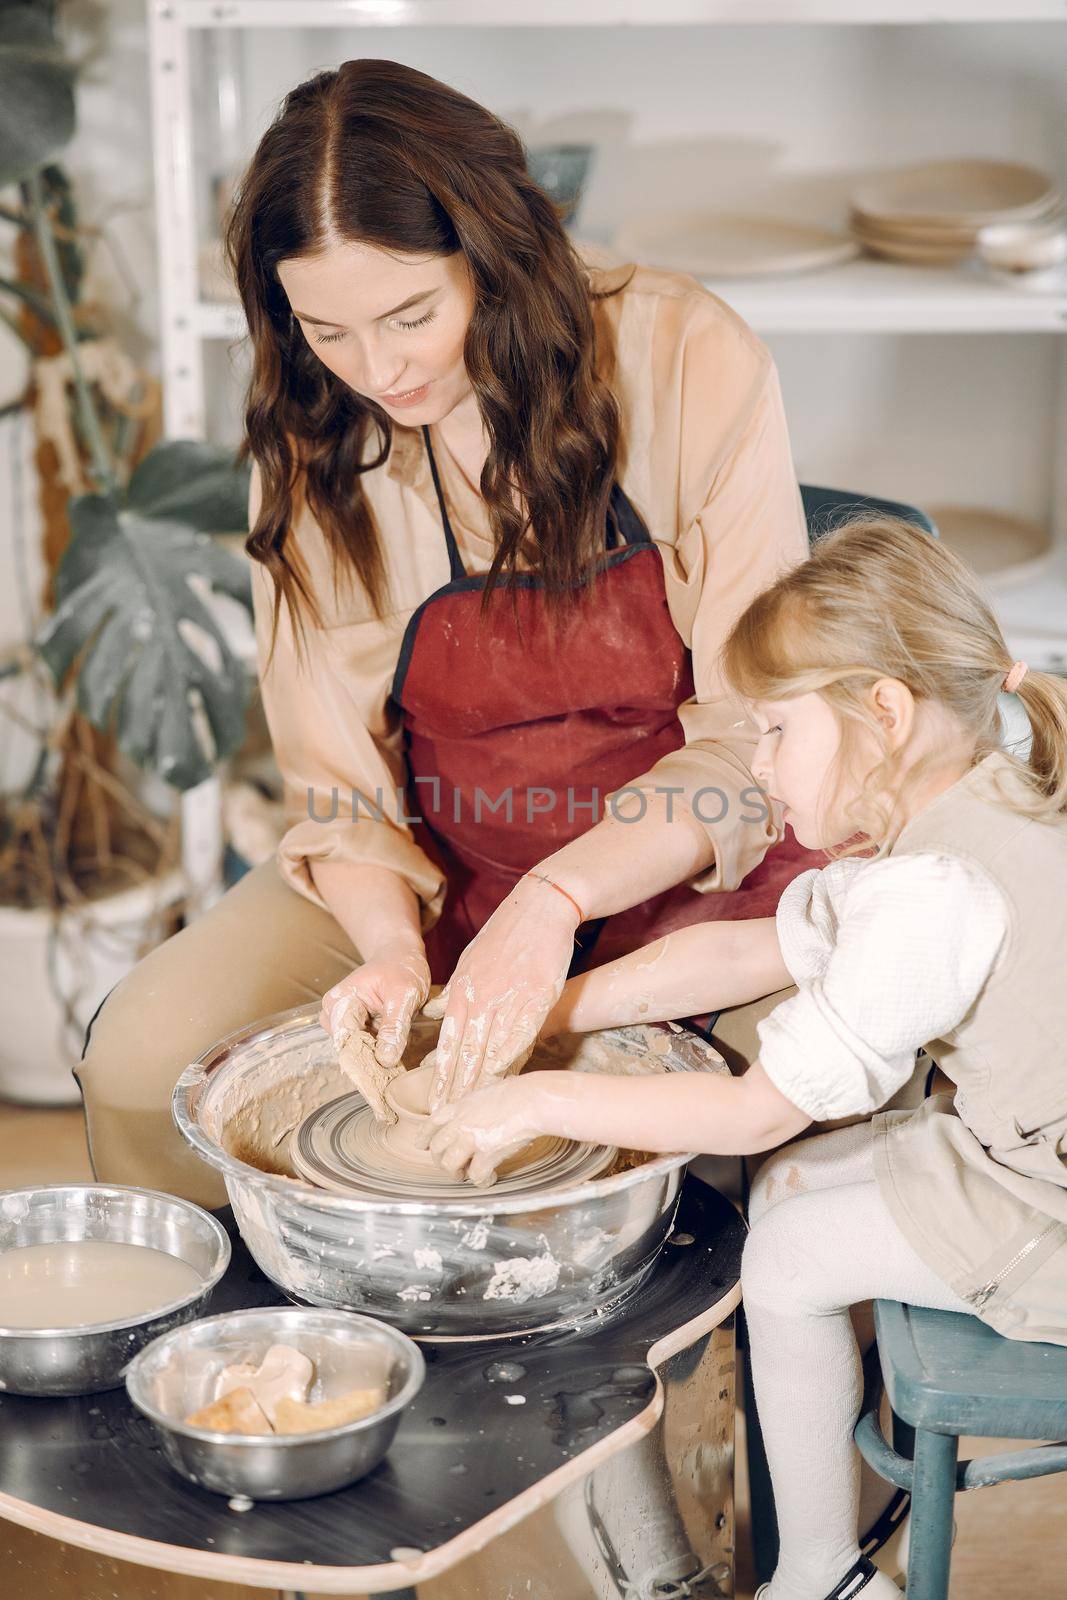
[966,1219,1061,1311]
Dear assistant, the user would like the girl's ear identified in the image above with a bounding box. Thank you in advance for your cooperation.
[870,677,915,747]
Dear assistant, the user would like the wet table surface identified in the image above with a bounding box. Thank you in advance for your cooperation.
[0,1176,744,1592]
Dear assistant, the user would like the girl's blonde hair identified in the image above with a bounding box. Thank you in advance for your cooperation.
[722,515,1067,849]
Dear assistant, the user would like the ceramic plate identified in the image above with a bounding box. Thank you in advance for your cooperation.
[614,211,859,279]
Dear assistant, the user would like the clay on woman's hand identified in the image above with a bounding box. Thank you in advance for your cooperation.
[332,998,401,1123]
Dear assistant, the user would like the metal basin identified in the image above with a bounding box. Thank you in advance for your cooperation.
[172,1005,726,1339]
[0,1185,230,1396]
[125,1306,424,1501]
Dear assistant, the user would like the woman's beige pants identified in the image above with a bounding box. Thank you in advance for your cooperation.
[74,860,794,1209]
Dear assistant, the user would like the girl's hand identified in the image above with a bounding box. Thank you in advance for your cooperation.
[320,949,431,1116]
[427,1076,552,1187]
[422,875,580,1109]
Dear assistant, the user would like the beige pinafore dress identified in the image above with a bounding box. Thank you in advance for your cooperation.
[873,751,1067,1344]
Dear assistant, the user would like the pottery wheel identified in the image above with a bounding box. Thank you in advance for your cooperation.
[289,1093,617,1199]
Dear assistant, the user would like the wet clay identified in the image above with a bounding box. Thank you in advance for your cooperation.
[0,1240,202,1329]
[289,1060,616,1199]
[215,1342,314,1424]
[184,1341,388,1436]
[333,1007,400,1122]
[205,1016,672,1186]
[210,1051,353,1178]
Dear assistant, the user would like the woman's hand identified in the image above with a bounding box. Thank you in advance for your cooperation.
[421,874,581,1109]
[319,945,430,1117]
[427,1075,553,1187]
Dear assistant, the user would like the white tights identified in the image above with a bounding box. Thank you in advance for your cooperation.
[742,1120,971,1600]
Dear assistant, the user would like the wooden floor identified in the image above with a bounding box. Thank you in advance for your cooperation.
[1,1100,1064,1599]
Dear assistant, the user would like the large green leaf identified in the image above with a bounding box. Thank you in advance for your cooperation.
[36,489,254,791]
[126,440,252,534]
[0,6,75,186]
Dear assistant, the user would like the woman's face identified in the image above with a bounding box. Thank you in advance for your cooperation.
[277,240,476,425]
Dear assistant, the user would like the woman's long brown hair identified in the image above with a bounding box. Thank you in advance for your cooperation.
[226,58,626,658]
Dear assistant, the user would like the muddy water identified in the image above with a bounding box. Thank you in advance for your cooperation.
[0,1240,202,1328]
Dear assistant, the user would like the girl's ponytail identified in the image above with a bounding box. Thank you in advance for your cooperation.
[1012,668,1067,818]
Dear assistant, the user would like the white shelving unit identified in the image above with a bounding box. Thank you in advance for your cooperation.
[190,256,1067,339]
[147,0,1067,900]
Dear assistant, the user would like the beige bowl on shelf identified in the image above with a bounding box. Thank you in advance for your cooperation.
[850,229,975,265]
[851,194,1065,247]
[851,160,1059,229]
[850,193,1067,267]
[931,506,1053,586]
[849,207,992,245]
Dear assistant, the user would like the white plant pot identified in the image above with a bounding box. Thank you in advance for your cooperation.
[0,868,187,1107]
[0,658,60,795]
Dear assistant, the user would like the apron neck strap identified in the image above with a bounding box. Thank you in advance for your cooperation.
[422,426,651,579]
[607,482,652,549]
[421,426,467,584]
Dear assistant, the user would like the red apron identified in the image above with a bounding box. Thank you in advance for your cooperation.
[391,427,820,990]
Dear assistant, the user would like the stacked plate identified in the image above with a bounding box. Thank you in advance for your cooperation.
[849,160,1066,266]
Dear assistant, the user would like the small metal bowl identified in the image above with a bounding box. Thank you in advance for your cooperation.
[0,1184,230,1397]
[125,1306,425,1500]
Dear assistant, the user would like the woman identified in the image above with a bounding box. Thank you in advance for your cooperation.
[76,58,820,1204]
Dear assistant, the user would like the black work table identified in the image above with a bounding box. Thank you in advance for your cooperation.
[0,1176,744,1595]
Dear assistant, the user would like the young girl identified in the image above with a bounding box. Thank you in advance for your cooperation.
[428,515,1067,1600]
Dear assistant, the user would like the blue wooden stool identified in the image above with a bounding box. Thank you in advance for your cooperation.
[855,1298,1067,1600]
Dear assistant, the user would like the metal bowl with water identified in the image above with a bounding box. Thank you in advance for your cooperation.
[126,1306,424,1500]
[172,1005,726,1339]
[0,1185,230,1396]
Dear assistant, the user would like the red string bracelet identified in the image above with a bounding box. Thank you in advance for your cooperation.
[523,870,586,927]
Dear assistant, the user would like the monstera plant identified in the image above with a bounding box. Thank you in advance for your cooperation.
[0,1,254,1101]
[1,1,252,792]
[35,442,252,791]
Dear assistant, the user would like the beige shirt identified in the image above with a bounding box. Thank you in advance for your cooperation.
[250,261,807,930]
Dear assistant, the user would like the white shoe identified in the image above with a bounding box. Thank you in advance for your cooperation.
[755,1557,904,1598]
